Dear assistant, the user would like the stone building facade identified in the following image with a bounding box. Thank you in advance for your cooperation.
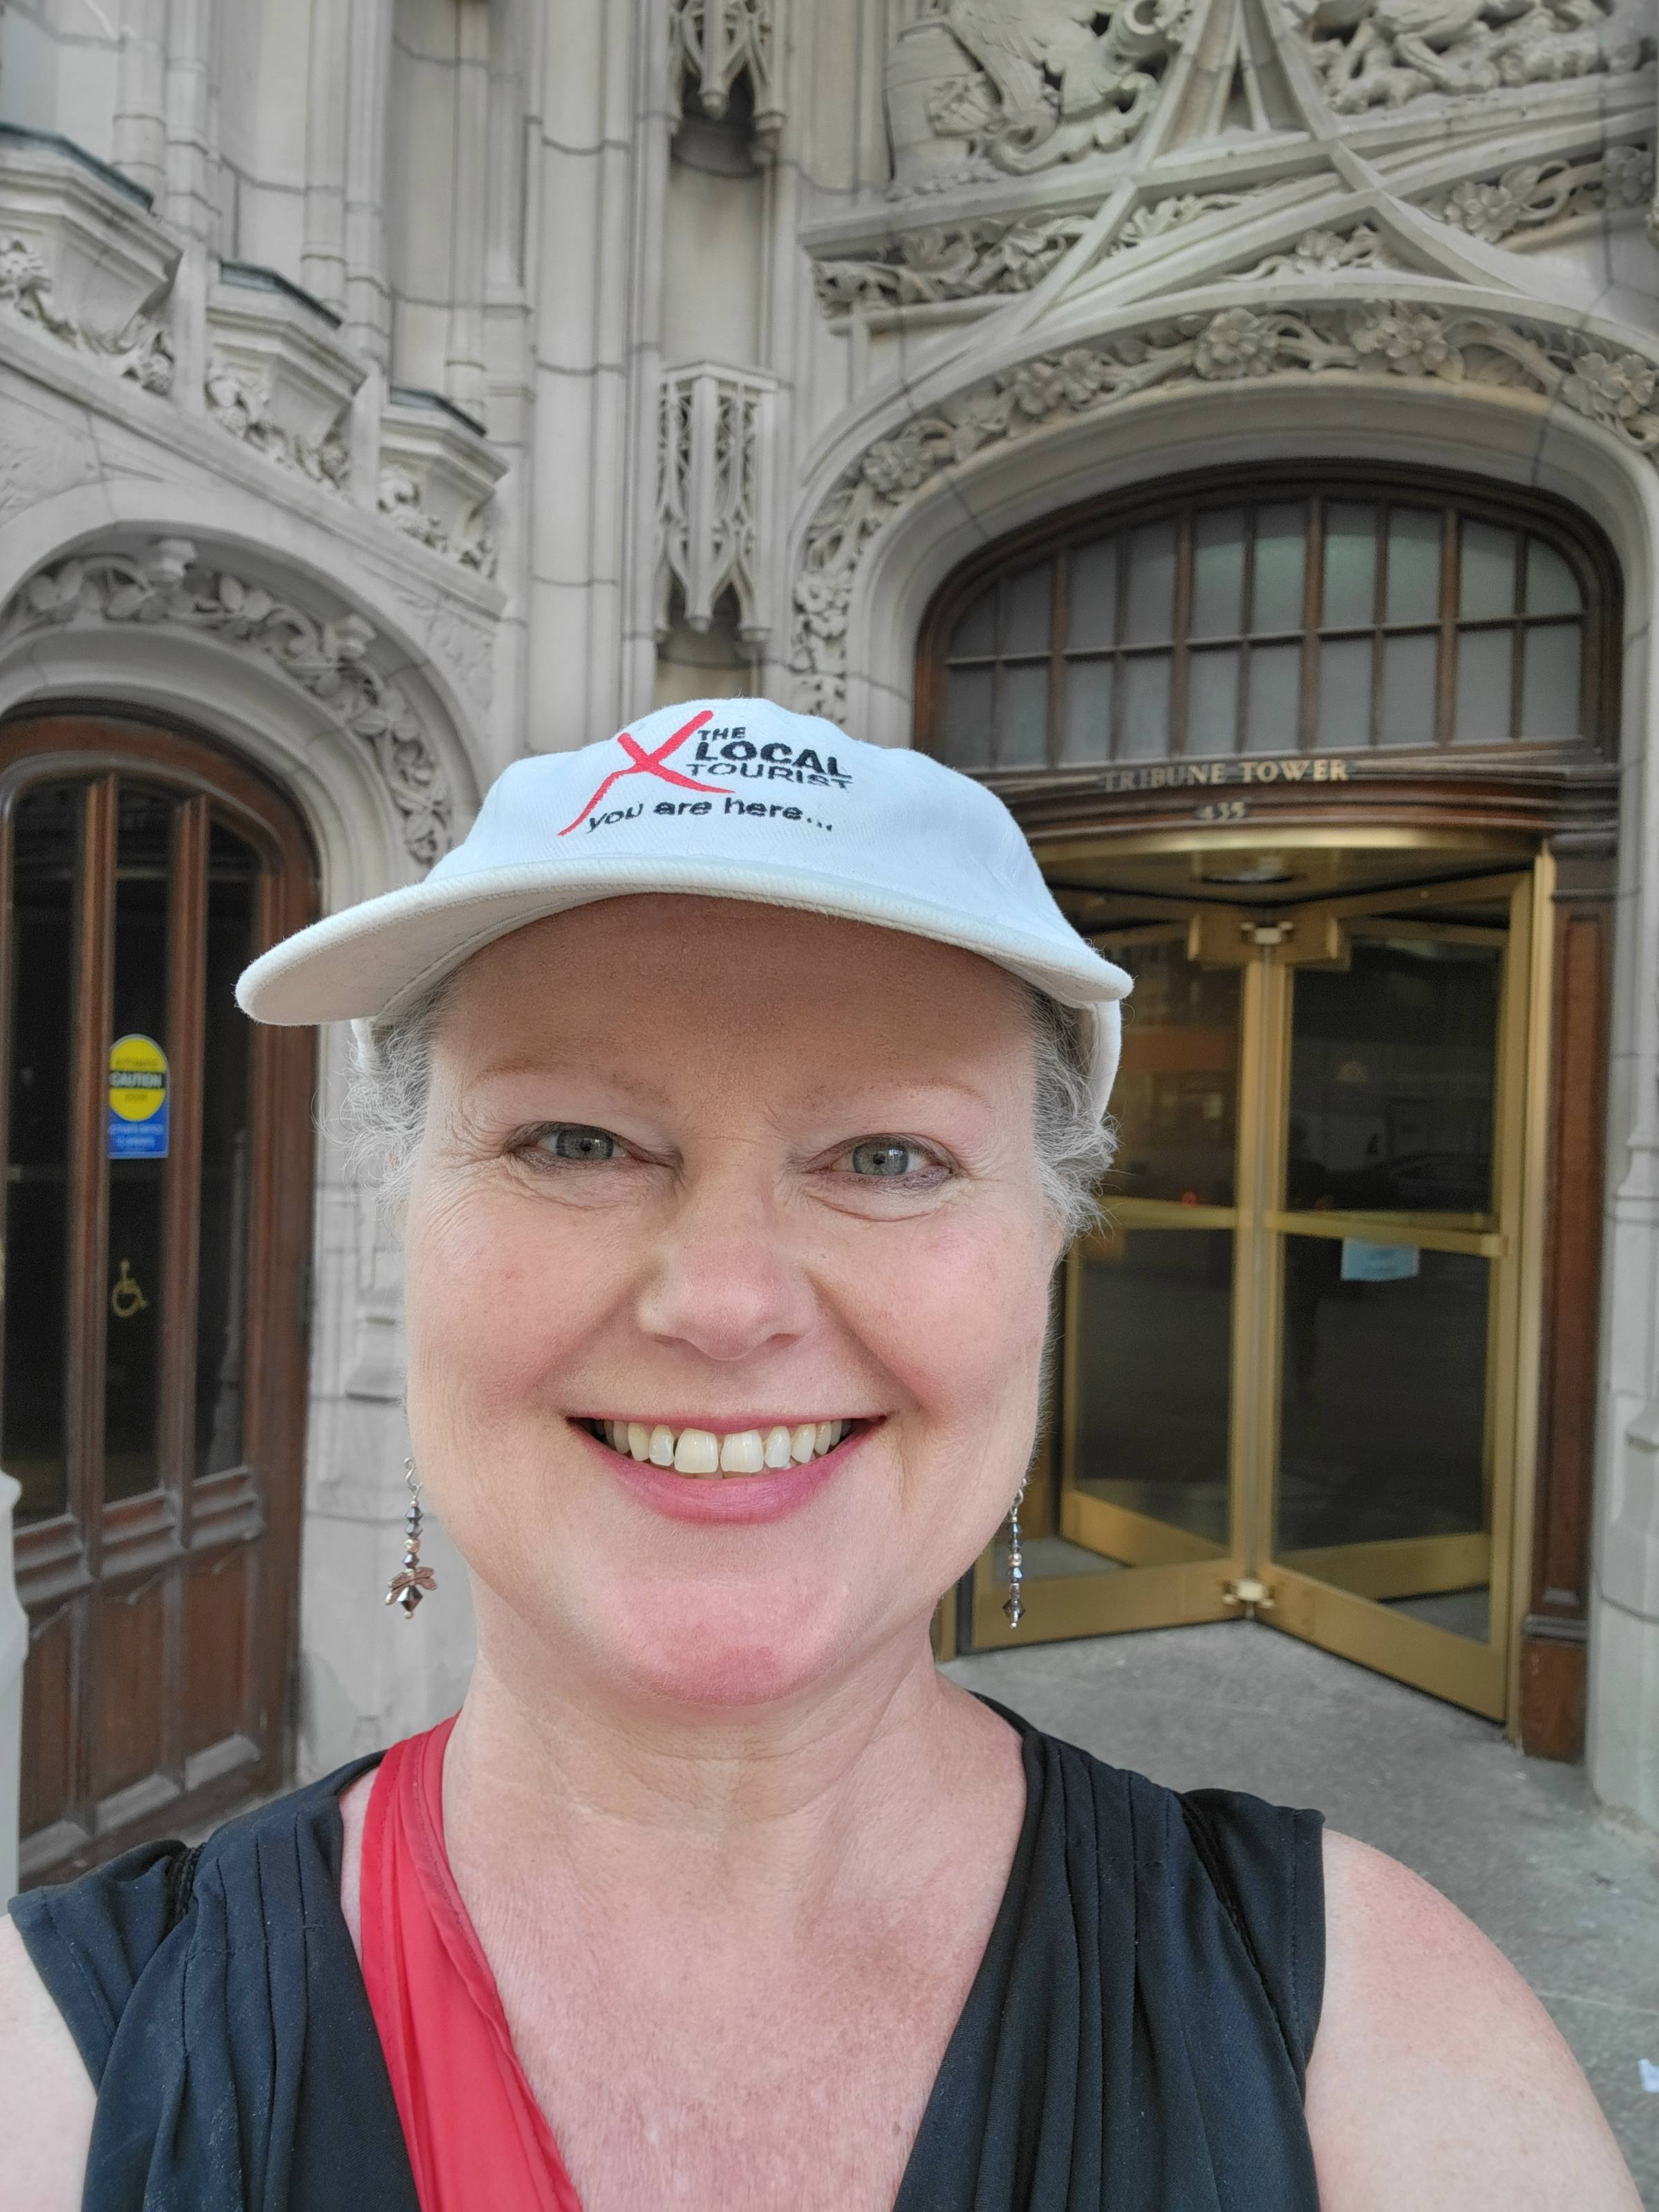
[1,0,1658,1880]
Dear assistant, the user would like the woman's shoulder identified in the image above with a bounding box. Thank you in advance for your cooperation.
[1308,1829,1641,2209]
[2,1753,400,2212]
[0,1910,96,2210]
[8,1755,382,2068]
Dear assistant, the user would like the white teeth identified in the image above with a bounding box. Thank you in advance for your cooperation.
[594,1418,857,1476]
[673,1427,721,1477]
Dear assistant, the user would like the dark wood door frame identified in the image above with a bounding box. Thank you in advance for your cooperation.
[2,713,318,1880]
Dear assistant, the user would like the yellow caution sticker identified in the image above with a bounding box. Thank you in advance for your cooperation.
[108,1033,169,1157]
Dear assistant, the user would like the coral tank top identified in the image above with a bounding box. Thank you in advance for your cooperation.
[359,1716,583,2212]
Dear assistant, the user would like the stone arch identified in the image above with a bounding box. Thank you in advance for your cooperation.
[0,489,493,916]
[785,284,1659,765]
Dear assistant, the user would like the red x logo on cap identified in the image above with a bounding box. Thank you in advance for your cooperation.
[557,709,722,836]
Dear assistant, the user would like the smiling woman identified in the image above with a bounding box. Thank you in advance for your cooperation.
[0,701,1640,2211]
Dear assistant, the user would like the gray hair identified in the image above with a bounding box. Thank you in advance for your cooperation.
[344,968,1115,1244]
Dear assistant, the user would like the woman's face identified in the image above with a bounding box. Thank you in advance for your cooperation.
[404,894,1061,1711]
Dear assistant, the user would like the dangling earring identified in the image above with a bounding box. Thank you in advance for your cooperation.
[1003,1477,1027,1629]
[386,1456,438,1616]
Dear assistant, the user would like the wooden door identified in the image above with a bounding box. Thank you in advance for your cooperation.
[3,715,316,1883]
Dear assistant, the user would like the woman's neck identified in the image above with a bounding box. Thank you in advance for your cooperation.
[440,1601,1017,1927]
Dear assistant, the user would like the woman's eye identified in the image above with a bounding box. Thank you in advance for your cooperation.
[847,1138,930,1179]
[534,1125,620,1163]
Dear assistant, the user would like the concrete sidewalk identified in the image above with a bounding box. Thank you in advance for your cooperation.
[946,1622,1659,2202]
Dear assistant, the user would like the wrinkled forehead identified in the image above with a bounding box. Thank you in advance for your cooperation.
[431,893,1040,1087]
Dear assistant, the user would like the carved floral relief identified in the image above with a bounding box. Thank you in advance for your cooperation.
[791,302,1659,715]
[0,539,453,861]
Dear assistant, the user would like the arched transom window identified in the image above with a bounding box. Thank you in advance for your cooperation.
[920,475,1612,773]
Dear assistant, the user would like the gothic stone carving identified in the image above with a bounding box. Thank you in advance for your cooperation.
[0,236,174,391]
[1423,140,1653,243]
[1,538,452,861]
[377,391,507,578]
[205,359,350,488]
[671,1,782,146]
[1104,191,1248,255]
[1228,224,1405,279]
[1289,0,1649,115]
[813,212,1090,309]
[885,1,1188,189]
[791,303,1659,715]
[377,469,499,576]
[657,363,774,643]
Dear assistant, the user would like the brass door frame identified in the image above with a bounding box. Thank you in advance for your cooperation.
[967,837,1551,1729]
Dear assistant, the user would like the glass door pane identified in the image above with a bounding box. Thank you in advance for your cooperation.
[1264,876,1524,1714]
[1275,1241,1494,1640]
[977,925,1247,1643]
[4,786,80,1523]
[1069,1223,1233,1564]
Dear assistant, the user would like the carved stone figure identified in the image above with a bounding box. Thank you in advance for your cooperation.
[0,234,174,393]
[1290,0,1649,113]
[885,0,1187,185]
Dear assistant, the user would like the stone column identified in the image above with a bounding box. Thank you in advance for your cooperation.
[344,0,394,368]
[444,0,493,418]
[525,0,646,742]
[113,0,169,204]
[160,0,218,410]
[301,0,352,314]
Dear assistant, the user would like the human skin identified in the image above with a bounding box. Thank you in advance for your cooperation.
[0,894,1640,2208]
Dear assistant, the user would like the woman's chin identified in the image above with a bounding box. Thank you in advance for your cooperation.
[585,1577,877,1712]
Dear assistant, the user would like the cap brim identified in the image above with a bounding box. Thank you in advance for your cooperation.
[238,856,1129,1111]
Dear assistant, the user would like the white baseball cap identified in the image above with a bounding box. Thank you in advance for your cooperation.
[236,697,1133,1112]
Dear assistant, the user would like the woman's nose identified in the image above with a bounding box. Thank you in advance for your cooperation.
[633,1183,816,1363]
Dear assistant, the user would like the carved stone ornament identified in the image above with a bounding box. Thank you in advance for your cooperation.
[1227,224,1406,280]
[1421,140,1654,245]
[205,357,351,489]
[1288,0,1651,115]
[377,469,498,576]
[813,212,1091,310]
[1103,191,1248,256]
[657,362,775,643]
[0,234,174,391]
[671,0,782,145]
[0,538,452,861]
[791,301,1659,715]
[377,390,507,578]
[885,1,1189,191]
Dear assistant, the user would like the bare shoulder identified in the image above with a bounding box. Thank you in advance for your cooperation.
[1306,1830,1640,2211]
[0,1912,95,2210]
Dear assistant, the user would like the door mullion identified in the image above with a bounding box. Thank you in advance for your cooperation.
[159,800,207,1532]
[1231,950,1291,1581]
[65,776,117,1828]
[157,798,208,1791]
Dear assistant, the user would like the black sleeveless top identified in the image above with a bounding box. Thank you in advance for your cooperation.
[10,1701,1325,2210]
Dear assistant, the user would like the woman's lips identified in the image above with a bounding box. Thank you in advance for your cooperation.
[574,1417,872,1524]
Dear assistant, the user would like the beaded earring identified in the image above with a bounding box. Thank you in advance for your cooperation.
[386,1456,438,1616]
[1004,1477,1027,1629]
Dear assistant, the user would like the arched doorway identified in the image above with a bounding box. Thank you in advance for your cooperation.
[3,713,317,1881]
[917,467,1618,1752]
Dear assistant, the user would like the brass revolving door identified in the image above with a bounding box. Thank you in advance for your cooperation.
[966,832,1548,1723]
